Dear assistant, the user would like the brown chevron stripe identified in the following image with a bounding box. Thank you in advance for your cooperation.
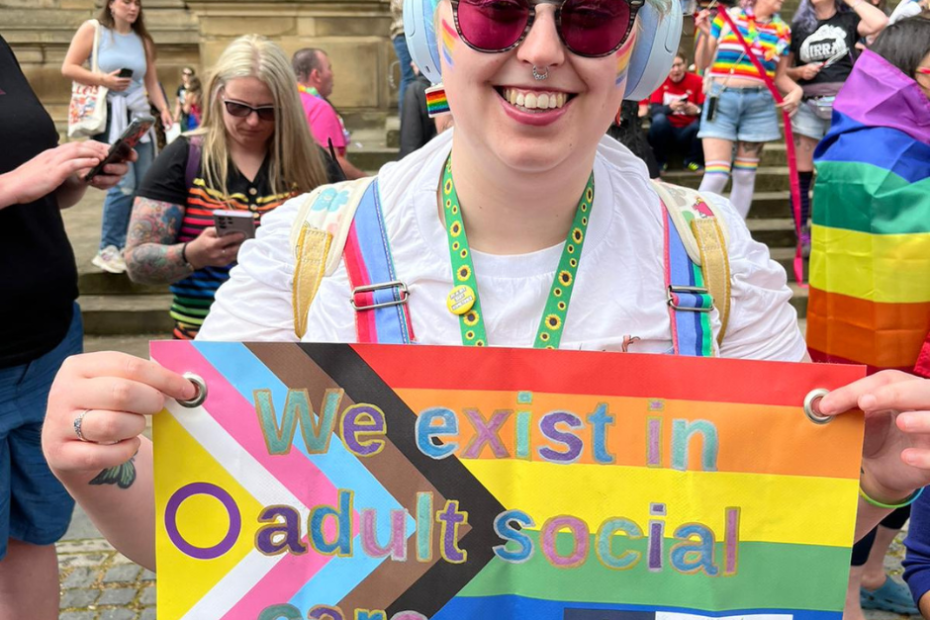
[246,343,468,612]
[299,344,505,618]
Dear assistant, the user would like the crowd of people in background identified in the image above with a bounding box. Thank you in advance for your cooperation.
[2,0,930,617]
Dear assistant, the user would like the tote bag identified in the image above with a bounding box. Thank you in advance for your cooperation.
[67,20,108,139]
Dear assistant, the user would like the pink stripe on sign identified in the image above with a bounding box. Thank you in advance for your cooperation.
[151,342,353,611]
[220,547,334,620]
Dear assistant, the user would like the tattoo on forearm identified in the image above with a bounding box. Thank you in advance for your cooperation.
[125,197,191,284]
[89,457,136,490]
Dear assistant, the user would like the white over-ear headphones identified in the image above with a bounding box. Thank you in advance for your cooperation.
[403,0,683,101]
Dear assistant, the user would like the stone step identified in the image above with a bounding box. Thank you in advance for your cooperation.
[663,166,792,192]
[790,282,809,317]
[747,217,797,248]
[84,334,159,359]
[770,247,809,283]
[79,294,173,336]
[78,272,168,296]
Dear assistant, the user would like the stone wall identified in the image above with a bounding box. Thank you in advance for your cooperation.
[2,0,396,133]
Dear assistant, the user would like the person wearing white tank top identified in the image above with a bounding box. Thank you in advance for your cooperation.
[62,0,174,274]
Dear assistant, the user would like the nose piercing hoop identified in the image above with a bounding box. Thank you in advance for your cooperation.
[532,65,549,81]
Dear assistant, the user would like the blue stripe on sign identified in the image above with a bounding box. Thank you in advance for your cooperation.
[190,342,414,606]
[433,596,844,620]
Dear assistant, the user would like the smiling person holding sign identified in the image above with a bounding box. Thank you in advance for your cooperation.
[36,0,930,617]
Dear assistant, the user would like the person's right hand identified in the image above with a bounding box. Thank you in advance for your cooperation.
[102,69,132,92]
[41,352,196,477]
[185,226,247,269]
[798,63,822,80]
[1,141,110,207]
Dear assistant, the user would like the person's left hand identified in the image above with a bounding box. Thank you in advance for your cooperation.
[777,88,803,116]
[820,371,930,503]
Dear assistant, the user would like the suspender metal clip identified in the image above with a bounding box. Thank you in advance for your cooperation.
[351,281,410,311]
[667,284,713,313]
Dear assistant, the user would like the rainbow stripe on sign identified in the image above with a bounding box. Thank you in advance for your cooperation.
[808,49,930,374]
[152,342,864,620]
[425,85,450,117]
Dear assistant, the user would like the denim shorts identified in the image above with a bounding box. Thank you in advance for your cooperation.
[0,304,82,559]
[697,82,782,143]
[791,100,833,140]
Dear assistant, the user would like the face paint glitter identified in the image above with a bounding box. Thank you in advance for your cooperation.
[441,19,457,68]
[614,32,636,86]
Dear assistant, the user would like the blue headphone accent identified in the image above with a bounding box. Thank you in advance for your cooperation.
[404,0,444,85]
[403,0,682,100]
[624,1,684,100]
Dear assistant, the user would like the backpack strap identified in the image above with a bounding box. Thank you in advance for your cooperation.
[185,136,202,190]
[652,179,732,348]
[290,176,414,344]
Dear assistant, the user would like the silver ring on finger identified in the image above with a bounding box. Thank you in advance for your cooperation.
[74,408,96,443]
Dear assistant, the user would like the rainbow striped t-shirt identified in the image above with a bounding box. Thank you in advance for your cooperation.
[709,8,791,82]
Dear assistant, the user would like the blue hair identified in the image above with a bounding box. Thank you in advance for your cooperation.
[792,0,851,33]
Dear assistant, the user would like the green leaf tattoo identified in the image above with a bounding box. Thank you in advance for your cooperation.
[89,457,136,489]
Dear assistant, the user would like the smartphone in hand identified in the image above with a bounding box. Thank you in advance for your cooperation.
[213,210,256,239]
[83,115,155,182]
[117,68,133,79]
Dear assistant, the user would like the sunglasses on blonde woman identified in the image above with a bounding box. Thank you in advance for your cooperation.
[222,99,276,121]
[449,0,645,58]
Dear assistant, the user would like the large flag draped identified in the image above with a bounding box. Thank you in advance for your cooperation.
[807,49,930,375]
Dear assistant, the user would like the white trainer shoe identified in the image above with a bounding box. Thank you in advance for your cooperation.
[92,245,127,274]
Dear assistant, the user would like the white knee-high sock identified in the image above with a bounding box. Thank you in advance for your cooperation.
[698,160,732,195]
[729,157,760,219]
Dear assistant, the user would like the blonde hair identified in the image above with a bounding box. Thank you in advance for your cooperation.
[192,34,329,200]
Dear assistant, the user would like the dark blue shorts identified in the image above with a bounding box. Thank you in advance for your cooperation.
[0,304,82,559]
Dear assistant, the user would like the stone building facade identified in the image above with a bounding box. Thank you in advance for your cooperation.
[2,0,396,134]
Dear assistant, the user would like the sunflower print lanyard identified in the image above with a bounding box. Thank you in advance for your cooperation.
[440,155,594,349]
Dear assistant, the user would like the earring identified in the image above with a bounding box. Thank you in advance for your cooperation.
[425,84,450,118]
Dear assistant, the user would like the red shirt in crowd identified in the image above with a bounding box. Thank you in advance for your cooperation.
[648,72,705,128]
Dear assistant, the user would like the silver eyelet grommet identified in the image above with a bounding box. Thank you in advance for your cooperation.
[177,372,207,408]
[804,388,832,425]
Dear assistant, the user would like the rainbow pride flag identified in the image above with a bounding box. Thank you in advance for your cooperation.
[152,342,864,620]
[808,49,930,375]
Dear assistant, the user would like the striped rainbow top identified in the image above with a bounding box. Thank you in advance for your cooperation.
[709,8,791,81]
[170,159,294,339]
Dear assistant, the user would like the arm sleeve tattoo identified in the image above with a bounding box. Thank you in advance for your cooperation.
[124,197,192,285]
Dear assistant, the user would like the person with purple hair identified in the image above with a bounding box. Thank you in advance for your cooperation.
[785,0,887,253]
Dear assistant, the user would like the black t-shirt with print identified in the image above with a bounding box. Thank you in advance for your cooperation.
[0,34,78,368]
[791,11,861,86]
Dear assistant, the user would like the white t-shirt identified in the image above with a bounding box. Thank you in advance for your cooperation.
[199,131,806,361]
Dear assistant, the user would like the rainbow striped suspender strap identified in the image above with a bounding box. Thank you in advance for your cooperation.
[652,180,732,355]
[342,179,415,344]
[291,177,414,344]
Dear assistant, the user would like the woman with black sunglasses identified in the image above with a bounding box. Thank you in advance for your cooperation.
[121,35,338,340]
[38,0,930,598]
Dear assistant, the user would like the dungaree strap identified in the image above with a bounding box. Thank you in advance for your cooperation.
[664,205,715,357]
[343,179,415,344]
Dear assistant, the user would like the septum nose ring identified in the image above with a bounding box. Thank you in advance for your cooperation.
[532,65,549,81]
